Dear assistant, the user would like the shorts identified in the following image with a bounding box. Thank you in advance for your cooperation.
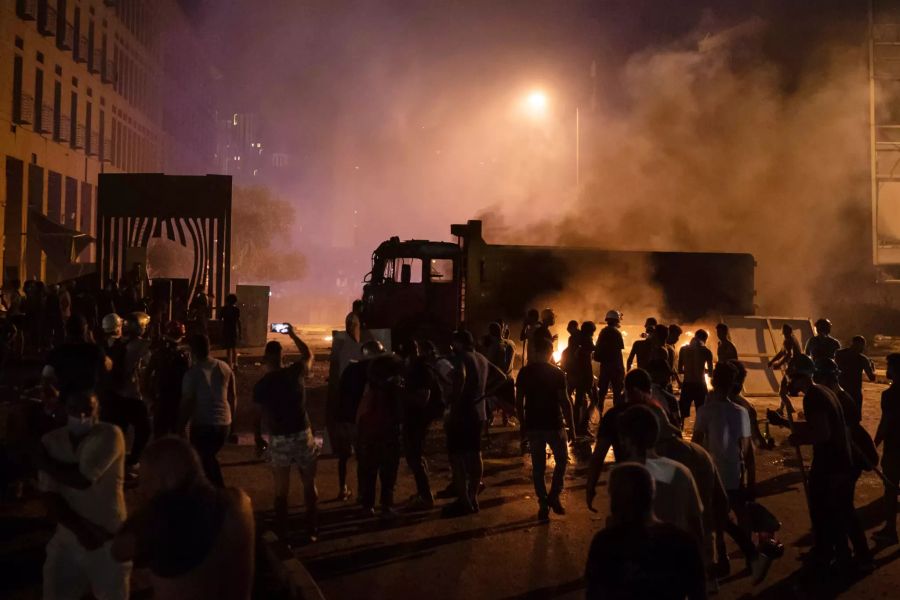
[328,422,357,457]
[269,429,319,469]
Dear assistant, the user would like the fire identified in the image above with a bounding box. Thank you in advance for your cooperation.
[553,344,563,364]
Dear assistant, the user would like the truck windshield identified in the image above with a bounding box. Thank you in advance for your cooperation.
[383,257,423,283]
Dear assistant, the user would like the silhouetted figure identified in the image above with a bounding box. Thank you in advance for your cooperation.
[112,437,254,600]
[585,463,706,600]
[835,336,876,409]
[516,337,574,521]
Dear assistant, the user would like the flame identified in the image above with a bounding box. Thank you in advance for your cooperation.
[553,344,563,364]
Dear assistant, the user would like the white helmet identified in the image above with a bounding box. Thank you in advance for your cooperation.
[605,310,622,322]
[102,313,123,335]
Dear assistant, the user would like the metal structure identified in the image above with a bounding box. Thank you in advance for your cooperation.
[869,0,900,277]
[96,173,232,304]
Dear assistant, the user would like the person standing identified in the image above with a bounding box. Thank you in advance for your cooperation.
[146,321,190,439]
[575,321,599,434]
[786,355,855,568]
[715,324,738,364]
[814,358,874,568]
[835,336,876,410]
[678,330,714,420]
[874,353,900,544]
[520,308,541,365]
[481,322,516,426]
[252,325,319,538]
[334,341,385,501]
[179,334,236,487]
[617,404,705,545]
[356,353,405,518]
[443,330,490,517]
[692,363,768,581]
[516,337,575,520]
[626,322,653,371]
[593,310,626,411]
[38,391,131,600]
[398,340,437,509]
[220,294,242,370]
[585,463,707,600]
[805,318,841,362]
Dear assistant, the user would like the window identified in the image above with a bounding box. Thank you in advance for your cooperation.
[384,258,423,284]
[47,171,62,222]
[429,259,454,282]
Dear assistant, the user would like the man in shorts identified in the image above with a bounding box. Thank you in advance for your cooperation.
[253,324,319,540]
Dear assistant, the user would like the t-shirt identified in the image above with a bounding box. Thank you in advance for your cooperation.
[220,305,240,339]
[644,456,704,542]
[657,435,728,535]
[803,384,853,475]
[516,361,568,431]
[805,335,841,362]
[585,522,705,600]
[482,337,514,374]
[835,348,873,401]
[454,350,489,422]
[594,326,625,368]
[147,340,191,400]
[679,341,713,384]
[182,358,235,426]
[337,360,369,424]
[253,361,310,435]
[693,395,751,491]
[110,337,151,400]
[45,342,107,397]
[40,422,126,534]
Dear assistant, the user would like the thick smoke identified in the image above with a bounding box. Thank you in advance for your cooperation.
[483,17,873,326]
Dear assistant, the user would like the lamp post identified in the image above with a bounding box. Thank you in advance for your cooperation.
[520,89,580,188]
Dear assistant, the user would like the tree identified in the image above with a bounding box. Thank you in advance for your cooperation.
[231,185,307,283]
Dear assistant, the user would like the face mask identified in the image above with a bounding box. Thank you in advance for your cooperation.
[66,415,95,437]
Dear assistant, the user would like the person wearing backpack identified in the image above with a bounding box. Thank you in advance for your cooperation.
[875,353,900,545]
[147,321,191,438]
[813,358,874,569]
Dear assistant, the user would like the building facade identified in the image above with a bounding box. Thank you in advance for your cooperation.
[0,0,216,284]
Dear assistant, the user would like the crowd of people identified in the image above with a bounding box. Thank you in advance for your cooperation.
[12,283,900,598]
[327,306,899,598]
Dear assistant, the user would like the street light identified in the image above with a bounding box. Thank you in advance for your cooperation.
[523,89,549,119]
[519,89,580,187]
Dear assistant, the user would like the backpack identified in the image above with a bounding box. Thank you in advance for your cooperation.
[849,423,879,471]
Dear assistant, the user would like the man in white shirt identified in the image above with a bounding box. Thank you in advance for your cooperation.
[693,362,768,581]
[38,391,130,600]
[617,403,705,545]
[180,334,236,487]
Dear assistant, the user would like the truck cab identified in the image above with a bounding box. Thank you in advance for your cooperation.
[361,236,461,343]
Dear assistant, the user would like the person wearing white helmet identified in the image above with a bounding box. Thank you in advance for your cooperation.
[593,310,626,412]
[101,314,123,349]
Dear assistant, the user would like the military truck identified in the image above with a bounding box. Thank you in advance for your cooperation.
[361,219,755,344]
